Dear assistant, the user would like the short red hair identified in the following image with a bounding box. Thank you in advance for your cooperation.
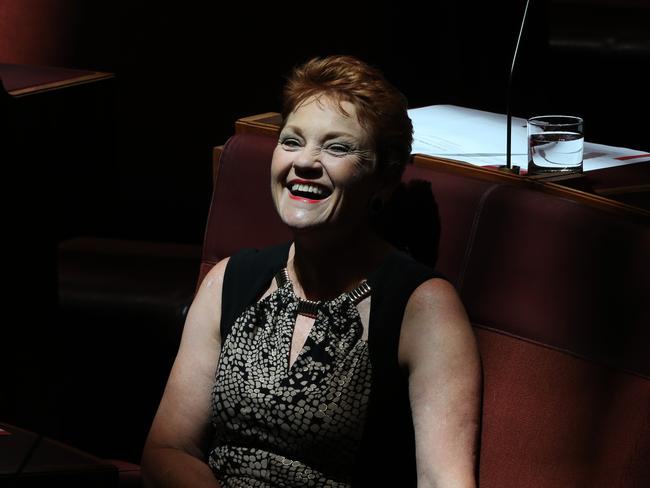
[281,55,413,178]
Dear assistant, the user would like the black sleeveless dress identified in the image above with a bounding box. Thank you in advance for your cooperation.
[208,243,441,487]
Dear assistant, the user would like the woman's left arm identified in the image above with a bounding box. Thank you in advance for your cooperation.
[399,278,482,488]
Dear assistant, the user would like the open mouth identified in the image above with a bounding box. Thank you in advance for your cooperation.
[287,182,332,201]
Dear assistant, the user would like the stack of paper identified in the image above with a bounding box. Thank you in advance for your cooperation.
[408,105,650,171]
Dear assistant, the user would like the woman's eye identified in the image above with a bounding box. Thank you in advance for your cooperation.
[326,144,352,156]
[280,138,302,150]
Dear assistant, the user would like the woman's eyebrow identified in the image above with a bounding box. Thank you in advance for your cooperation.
[282,126,359,142]
[282,125,303,136]
[323,131,357,140]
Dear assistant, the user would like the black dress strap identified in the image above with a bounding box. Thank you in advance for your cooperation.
[220,242,291,341]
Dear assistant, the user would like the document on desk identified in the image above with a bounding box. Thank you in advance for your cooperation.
[408,105,528,167]
[408,105,650,171]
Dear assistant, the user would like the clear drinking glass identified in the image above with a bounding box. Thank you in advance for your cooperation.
[527,115,584,175]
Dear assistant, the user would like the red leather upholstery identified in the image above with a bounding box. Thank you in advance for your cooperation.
[402,164,499,285]
[462,185,650,377]
[201,132,650,487]
[476,328,649,487]
[199,133,291,284]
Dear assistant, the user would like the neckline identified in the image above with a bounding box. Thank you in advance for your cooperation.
[274,268,372,318]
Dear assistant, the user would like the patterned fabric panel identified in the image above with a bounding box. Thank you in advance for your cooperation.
[209,277,372,487]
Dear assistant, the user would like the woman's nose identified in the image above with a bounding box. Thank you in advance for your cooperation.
[292,145,322,171]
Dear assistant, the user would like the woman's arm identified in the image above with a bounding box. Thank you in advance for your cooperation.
[399,278,482,488]
[141,258,230,488]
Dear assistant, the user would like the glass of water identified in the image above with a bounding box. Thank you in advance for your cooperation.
[527,115,584,175]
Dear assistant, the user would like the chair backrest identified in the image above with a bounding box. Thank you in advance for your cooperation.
[201,132,650,487]
[199,133,291,283]
[459,182,650,486]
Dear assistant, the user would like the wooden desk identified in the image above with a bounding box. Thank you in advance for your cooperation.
[0,423,117,487]
[0,63,113,97]
[221,112,649,220]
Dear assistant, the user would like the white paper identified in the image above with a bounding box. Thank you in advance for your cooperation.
[582,141,650,171]
[408,104,650,171]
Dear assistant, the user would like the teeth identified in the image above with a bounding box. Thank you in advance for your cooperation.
[290,183,326,196]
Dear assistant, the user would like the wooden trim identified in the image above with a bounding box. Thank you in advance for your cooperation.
[9,71,114,97]
[533,180,649,220]
[235,112,281,136]
[594,184,650,197]
[412,155,525,185]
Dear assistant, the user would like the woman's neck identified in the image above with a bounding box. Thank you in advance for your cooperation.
[288,226,393,302]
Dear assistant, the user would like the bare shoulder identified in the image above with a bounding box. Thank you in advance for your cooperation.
[187,258,231,340]
[143,257,230,459]
[196,258,231,308]
[402,277,471,336]
[406,277,465,316]
[398,277,476,370]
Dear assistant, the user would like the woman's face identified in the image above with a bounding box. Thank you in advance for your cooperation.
[271,95,378,235]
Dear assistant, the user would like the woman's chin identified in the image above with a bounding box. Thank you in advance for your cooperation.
[283,219,325,233]
[277,207,327,231]
[276,206,365,237]
[280,214,337,237]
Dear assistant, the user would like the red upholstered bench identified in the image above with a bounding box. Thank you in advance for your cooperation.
[200,131,649,487]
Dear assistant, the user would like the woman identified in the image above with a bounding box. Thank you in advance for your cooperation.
[142,55,481,487]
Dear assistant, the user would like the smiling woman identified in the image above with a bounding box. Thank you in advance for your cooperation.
[141,55,481,488]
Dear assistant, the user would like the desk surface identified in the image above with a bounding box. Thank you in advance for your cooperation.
[233,112,649,218]
[0,63,113,97]
[0,423,117,487]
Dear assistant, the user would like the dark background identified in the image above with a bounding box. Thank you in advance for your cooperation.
[2,0,648,245]
[1,0,648,464]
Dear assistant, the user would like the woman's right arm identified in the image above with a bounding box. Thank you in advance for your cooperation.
[141,258,229,488]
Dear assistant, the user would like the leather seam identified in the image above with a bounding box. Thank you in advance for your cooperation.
[473,322,650,381]
[456,183,501,293]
